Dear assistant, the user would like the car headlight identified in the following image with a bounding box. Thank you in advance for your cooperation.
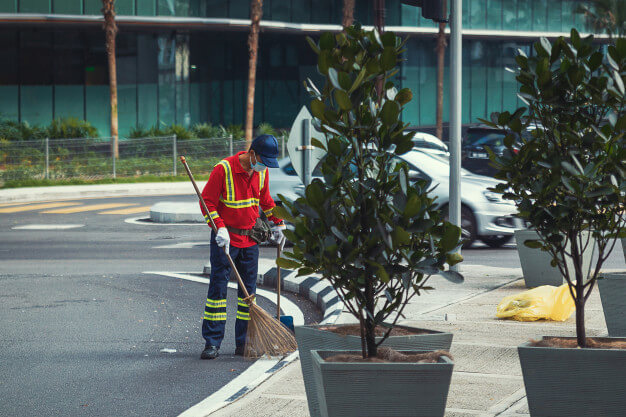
[483,191,503,203]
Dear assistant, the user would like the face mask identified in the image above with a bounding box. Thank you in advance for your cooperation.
[251,152,267,172]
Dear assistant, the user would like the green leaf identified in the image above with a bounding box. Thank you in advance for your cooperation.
[310,99,325,120]
[311,137,327,150]
[306,36,320,54]
[381,47,397,71]
[348,67,368,94]
[277,257,302,269]
[395,88,413,105]
[437,270,464,284]
[380,101,400,126]
[328,68,342,90]
[403,194,421,217]
[305,182,324,206]
[319,32,335,50]
[441,223,461,252]
[381,31,397,47]
[392,226,411,246]
[446,252,464,266]
[272,205,294,223]
[334,89,352,110]
[523,239,543,249]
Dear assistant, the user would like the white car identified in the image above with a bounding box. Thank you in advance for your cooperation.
[268,150,524,248]
[412,132,449,156]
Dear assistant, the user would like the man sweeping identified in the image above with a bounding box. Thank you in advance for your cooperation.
[199,134,286,360]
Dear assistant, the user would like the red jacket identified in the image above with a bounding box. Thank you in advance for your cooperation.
[200,152,283,248]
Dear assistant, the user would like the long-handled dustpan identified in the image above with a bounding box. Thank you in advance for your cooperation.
[276,237,294,332]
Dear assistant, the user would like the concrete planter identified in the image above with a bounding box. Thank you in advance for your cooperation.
[598,272,626,337]
[295,324,453,417]
[515,230,595,288]
[311,350,453,417]
[518,337,626,417]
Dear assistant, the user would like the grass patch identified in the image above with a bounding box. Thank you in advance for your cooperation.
[0,174,211,189]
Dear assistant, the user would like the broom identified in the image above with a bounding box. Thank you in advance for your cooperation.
[180,156,297,359]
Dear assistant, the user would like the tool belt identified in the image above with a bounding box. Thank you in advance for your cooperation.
[227,217,273,244]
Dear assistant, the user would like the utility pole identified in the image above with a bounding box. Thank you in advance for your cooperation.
[449,0,462,271]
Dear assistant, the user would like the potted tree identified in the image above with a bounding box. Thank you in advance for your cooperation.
[273,25,464,417]
[486,31,626,416]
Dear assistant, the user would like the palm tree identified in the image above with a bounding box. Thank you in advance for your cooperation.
[245,0,263,148]
[435,22,447,140]
[102,0,118,158]
[343,0,355,27]
[577,0,626,40]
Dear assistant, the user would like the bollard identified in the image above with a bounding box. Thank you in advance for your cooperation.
[172,135,177,176]
[45,137,49,180]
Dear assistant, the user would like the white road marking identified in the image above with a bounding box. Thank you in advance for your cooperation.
[153,242,209,249]
[12,224,85,230]
[125,216,203,226]
[143,271,305,417]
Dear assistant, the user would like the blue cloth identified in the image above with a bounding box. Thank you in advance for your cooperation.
[202,231,259,349]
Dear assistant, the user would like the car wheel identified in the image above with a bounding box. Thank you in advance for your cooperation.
[444,205,477,249]
[480,235,513,248]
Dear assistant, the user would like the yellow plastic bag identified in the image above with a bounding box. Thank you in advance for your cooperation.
[496,283,576,322]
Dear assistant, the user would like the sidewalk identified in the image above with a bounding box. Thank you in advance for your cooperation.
[0,181,196,203]
[207,264,609,417]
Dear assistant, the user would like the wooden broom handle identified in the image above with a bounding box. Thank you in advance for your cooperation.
[180,156,251,300]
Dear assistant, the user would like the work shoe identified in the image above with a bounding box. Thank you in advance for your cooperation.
[234,346,245,356]
[200,345,219,360]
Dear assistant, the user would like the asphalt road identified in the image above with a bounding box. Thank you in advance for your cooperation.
[0,195,320,417]
[0,194,623,417]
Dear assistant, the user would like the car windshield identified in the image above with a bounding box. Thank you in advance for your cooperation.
[466,131,506,147]
[400,151,472,178]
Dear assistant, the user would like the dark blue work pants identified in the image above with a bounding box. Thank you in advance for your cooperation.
[202,231,259,349]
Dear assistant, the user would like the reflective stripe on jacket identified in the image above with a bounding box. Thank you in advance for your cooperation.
[200,151,282,248]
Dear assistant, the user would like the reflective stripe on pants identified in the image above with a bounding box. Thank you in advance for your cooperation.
[201,231,258,349]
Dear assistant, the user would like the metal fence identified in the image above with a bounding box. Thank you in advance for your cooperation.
[0,135,251,183]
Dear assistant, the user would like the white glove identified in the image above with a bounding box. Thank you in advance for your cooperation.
[216,227,230,252]
[272,224,286,244]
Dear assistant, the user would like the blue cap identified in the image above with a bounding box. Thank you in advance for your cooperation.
[251,134,280,168]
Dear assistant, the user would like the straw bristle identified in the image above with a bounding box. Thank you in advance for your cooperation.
[244,303,298,358]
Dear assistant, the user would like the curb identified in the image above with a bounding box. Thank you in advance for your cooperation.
[0,182,196,204]
[202,263,345,325]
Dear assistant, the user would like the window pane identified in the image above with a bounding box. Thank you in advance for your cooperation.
[19,0,50,13]
[470,0,487,29]
[117,0,135,15]
[517,0,531,30]
[54,31,84,85]
[532,0,548,31]
[84,0,100,14]
[53,0,81,14]
[469,41,487,123]
[419,40,436,125]
[547,0,561,31]
[502,0,517,29]
[561,0,575,32]
[400,3,419,27]
[20,30,53,85]
[502,43,519,113]
[54,85,84,120]
[86,85,110,137]
[137,0,156,15]
[229,0,248,19]
[21,86,53,126]
[485,42,503,117]
[487,0,503,30]
[0,0,16,12]
[0,31,19,119]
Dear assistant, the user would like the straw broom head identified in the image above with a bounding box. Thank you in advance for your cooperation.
[244,302,298,358]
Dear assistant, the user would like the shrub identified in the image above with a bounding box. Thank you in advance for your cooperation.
[47,117,99,139]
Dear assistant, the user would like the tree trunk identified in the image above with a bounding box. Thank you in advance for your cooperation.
[102,0,118,158]
[343,0,355,27]
[435,22,447,140]
[245,0,263,149]
[373,0,385,103]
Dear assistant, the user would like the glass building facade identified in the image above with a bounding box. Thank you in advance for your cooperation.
[0,0,599,136]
